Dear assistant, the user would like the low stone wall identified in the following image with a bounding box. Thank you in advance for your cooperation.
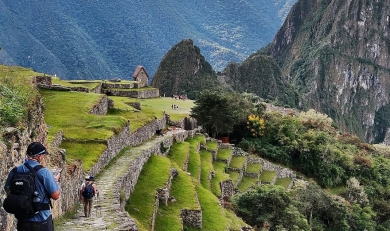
[102,83,136,89]
[0,97,54,231]
[34,75,52,86]
[104,89,160,99]
[112,129,199,230]
[220,180,235,200]
[89,117,166,177]
[89,95,109,115]
[181,209,202,228]
[127,102,141,110]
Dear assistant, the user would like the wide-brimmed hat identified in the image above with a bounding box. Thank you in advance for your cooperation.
[86,176,95,181]
[27,142,49,156]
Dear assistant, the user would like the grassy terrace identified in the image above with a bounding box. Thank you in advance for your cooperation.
[200,149,214,190]
[229,156,247,169]
[155,162,199,231]
[187,135,206,182]
[211,161,230,197]
[205,140,218,151]
[52,77,102,90]
[40,88,194,171]
[275,177,292,189]
[168,142,189,171]
[126,154,171,231]
[190,184,230,231]
[260,170,277,183]
[237,176,259,192]
[228,171,240,185]
[216,148,231,160]
[246,163,261,173]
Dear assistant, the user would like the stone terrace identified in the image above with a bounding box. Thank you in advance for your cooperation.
[56,128,195,231]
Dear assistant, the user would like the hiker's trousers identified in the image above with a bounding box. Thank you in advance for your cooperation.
[17,215,54,231]
[84,198,93,217]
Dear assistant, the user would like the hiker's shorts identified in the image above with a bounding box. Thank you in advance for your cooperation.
[17,215,54,231]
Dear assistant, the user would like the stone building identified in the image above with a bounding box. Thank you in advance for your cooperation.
[132,65,149,86]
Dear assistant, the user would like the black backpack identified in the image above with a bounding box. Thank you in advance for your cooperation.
[3,163,50,219]
[82,183,95,199]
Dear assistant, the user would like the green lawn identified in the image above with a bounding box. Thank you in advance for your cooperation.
[228,171,241,185]
[121,97,195,121]
[155,162,200,231]
[200,150,214,190]
[126,155,171,230]
[217,148,231,160]
[205,140,218,151]
[189,184,230,231]
[168,142,190,171]
[187,136,206,182]
[41,89,127,141]
[52,77,102,90]
[246,163,261,174]
[229,156,247,169]
[259,170,276,183]
[275,177,292,189]
[237,176,259,192]
[210,161,230,197]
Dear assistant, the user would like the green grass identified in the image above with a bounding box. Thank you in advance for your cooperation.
[211,161,230,197]
[224,208,248,230]
[190,183,230,231]
[327,186,347,196]
[205,140,218,151]
[246,163,261,173]
[122,97,195,121]
[41,89,127,141]
[237,176,259,192]
[229,156,247,169]
[228,171,240,185]
[186,137,203,182]
[52,77,101,90]
[259,170,276,183]
[60,141,107,172]
[217,148,231,160]
[275,177,292,189]
[126,154,171,230]
[155,162,200,231]
[200,150,214,190]
[168,142,190,170]
[0,65,43,78]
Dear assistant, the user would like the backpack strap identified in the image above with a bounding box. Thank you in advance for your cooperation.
[24,163,52,209]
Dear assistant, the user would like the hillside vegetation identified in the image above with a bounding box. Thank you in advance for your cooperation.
[3,65,390,230]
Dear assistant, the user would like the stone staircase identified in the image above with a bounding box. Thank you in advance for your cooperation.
[55,129,189,231]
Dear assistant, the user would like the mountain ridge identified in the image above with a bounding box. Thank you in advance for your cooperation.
[0,0,296,80]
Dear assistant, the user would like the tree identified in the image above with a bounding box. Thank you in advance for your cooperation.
[232,184,309,230]
[190,90,252,138]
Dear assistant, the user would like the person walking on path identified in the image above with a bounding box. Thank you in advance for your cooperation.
[3,142,61,231]
[79,176,98,217]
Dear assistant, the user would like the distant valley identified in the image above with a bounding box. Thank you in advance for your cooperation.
[0,0,296,80]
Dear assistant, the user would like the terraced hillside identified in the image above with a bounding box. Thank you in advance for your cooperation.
[56,130,298,230]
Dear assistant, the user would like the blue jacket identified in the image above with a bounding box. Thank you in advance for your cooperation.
[4,160,60,221]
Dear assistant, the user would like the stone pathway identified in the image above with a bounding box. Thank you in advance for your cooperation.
[56,129,184,231]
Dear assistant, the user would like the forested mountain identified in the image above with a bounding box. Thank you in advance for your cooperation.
[151,39,220,99]
[222,0,390,144]
[0,0,295,80]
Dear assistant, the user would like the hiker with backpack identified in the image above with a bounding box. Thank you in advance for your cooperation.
[79,176,98,217]
[3,142,61,231]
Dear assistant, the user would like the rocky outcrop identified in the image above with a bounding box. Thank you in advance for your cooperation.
[269,0,390,143]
